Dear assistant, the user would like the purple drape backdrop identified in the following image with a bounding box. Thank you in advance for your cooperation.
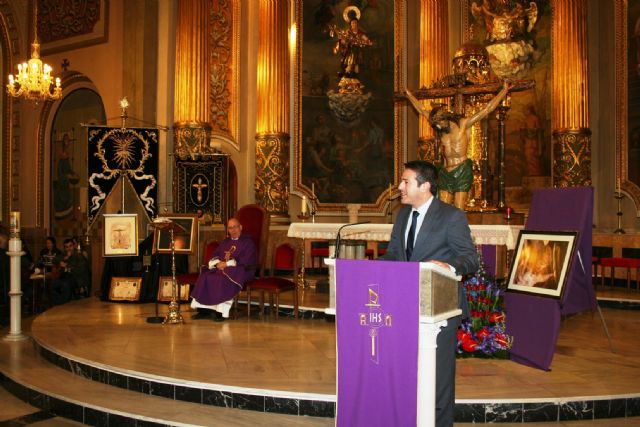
[506,187,595,370]
[336,259,420,427]
[481,245,497,276]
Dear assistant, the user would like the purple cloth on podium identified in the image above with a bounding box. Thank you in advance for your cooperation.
[336,259,419,427]
[190,235,256,305]
[506,187,594,370]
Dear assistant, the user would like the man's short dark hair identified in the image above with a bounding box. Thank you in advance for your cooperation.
[63,238,74,247]
[404,160,438,195]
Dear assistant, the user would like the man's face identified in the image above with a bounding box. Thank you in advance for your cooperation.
[227,219,242,239]
[64,242,74,255]
[398,168,431,208]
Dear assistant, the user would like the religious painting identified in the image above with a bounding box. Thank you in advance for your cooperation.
[103,214,138,257]
[157,277,190,302]
[50,89,106,241]
[295,0,404,212]
[466,0,553,209]
[153,214,198,255]
[39,0,109,55]
[109,277,142,301]
[615,0,640,214]
[507,230,578,298]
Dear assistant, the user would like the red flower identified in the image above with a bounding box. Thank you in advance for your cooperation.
[476,327,490,342]
[489,312,505,323]
[495,333,509,347]
[462,338,479,352]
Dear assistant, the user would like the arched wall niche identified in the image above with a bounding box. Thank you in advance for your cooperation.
[38,72,106,241]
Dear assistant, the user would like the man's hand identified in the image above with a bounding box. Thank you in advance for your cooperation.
[216,261,227,271]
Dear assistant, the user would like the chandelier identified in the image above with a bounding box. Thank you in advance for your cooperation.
[6,4,61,102]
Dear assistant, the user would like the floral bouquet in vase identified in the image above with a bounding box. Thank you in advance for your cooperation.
[457,252,512,358]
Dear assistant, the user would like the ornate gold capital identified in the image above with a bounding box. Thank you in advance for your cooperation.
[174,122,214,160]
[255,132,290,216]
[552,128,592,187]
[417,137,438,163]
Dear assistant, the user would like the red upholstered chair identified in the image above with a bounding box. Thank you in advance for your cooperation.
[310,241,329,268]
[176,239,219,287]
[233,204,270,316]
[246,243,299,319]
[599,257,640,290]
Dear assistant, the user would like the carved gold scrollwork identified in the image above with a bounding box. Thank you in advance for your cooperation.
[552,129,592,188]
[174,123,213,160]
[255,132,290,215]
[417,137,438,163]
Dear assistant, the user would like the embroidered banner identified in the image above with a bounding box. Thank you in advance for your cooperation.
[87,126,159,227]
[336,259,419,427]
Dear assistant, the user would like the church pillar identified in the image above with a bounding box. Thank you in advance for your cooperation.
[173,0,212,160]
[551,0,591,187]
[255,0,290,222]
[417,0,449,162]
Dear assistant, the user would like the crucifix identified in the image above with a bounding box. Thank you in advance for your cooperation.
[397,77,534,210]
[192,177,208,203]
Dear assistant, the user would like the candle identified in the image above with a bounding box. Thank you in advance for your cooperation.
[311,183,315,198]
[301,196,307,215]
[9,211,20,236]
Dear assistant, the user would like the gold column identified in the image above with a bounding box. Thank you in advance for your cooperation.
[551,0,591,187]
[255,0,290,222]
[417,0,449,162]
[173,0,211,159]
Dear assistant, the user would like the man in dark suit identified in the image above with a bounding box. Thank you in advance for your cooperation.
[380,160,478,427]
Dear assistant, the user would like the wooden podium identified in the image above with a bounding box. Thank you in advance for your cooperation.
[331,259,461,427]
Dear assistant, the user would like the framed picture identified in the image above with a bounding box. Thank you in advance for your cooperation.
[153,213,198,255]
[507,230,578,298]
[157,276,190,302]
[40,0,109,55]
[103,214,138,257]
[109,277,142,301]
[615,0,640,214]
[293,0,405,214]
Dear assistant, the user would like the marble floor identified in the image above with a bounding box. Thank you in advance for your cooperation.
[1,282,639,425]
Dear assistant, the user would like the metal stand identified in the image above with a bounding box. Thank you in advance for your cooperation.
[613,191,625,234]
[163,227,184,324]
[297,213,311,289]
[495,102,510,210]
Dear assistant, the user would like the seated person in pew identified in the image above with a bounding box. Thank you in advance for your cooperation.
[50,238,91,304]
[190,217,257,321]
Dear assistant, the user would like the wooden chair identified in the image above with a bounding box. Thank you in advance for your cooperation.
[233,204,270,317]
[246,243,299,319]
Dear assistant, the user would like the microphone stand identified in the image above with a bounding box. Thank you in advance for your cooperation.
[334,221,370,259]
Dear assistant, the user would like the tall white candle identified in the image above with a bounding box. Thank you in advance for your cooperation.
[301,196,307,214]
[311,183,315,198]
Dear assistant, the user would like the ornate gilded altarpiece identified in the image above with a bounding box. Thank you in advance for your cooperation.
[616,0,640,215]
[464,0,552,209]
[294,0,405,214]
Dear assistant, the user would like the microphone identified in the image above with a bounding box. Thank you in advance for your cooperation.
[334,221,370,259]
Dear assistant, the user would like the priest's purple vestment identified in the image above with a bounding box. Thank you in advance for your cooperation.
[190,234,257,305]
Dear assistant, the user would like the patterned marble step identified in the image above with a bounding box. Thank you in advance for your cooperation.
[0,337,333,427]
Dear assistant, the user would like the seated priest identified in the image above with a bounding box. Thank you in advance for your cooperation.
[190,217,257,321]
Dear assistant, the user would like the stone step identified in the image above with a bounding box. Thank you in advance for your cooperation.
[0,335,333,427]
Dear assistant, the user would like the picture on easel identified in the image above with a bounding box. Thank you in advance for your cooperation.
[103,214,139,257]
[507,230,578,299]
[153,213,198,255]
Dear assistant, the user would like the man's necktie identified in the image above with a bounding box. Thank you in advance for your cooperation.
[405,210,419,260]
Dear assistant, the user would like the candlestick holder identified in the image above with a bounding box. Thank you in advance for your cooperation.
[614,191,625,234]
[297,213,310,222]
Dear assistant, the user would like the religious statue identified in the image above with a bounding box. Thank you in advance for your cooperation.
[470,0,538,77]
[520,104,544,176]
[328,6,373,94]
[404,81,513,210]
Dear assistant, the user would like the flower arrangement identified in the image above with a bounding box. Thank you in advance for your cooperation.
[457,253,512,358]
